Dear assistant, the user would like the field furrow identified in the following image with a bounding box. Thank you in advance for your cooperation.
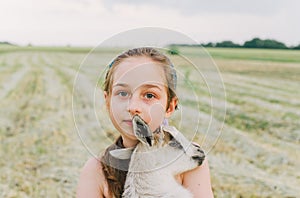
[1,47,299,197]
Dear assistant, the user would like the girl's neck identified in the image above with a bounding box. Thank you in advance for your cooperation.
[121,135,138,148]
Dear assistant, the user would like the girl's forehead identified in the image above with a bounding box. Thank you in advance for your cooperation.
[116,57,158,71]
[113,57,167,87]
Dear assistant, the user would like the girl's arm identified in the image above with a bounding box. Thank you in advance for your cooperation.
[182,158,214,198]
[76,158,107,198]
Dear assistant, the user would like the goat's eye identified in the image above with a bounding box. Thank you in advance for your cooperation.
[169,140,183,149]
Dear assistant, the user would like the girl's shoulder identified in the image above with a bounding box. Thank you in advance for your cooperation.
[181,158,214,197]
[76,157,110,198]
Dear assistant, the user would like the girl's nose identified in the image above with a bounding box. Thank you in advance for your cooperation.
[127,95,142,115]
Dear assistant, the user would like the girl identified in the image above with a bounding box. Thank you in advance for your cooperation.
[76,47,214,198]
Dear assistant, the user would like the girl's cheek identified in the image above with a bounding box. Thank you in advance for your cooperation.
[148,103,165,130]
[149,102,165,114]
[110,98,126,112]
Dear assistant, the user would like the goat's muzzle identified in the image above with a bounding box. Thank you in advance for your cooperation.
[192,143,205,166]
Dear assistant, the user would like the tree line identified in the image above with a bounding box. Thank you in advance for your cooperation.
[2,38,300,50]
[172,38,300,50]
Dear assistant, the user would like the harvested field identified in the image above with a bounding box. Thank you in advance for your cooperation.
[0,46,299,197]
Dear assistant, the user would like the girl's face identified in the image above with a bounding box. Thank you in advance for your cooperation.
[104,57,177,141]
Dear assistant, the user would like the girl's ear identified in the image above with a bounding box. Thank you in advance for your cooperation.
[165,97,178,118]
[104,91,110,108]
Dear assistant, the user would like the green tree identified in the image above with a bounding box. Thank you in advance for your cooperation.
[202,42,215,47]
[243,38,287,49]
[215,41,240,48]
[293,43,300,49]
[167,46,180,55]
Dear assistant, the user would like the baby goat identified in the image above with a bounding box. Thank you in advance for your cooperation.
[111,115,205,198]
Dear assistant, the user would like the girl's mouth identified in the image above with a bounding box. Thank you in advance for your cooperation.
[123,119,133,126]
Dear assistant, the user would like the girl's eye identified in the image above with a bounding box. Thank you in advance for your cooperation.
[118,91,129,97]
[144,93,155,99]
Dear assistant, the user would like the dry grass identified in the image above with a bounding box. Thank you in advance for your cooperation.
[0,47,299,197]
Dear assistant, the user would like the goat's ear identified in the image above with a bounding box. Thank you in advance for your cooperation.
[109,147,134,160]
[163,130,183,149]
[162,126,179,139]
[162,129,172,143]
[132,115,153,146]
[162,126,190,150]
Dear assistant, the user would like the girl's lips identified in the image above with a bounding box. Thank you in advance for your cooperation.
[123,120,133,126]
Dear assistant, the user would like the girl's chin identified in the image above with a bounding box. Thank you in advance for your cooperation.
[119,128,135,138]
[121,132,139,145]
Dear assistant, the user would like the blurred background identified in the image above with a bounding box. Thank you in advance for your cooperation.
[0,0,299,197]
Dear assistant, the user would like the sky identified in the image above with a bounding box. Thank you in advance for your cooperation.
[0,0,299,47]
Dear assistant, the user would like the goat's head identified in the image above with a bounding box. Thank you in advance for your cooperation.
[110,115,205,173]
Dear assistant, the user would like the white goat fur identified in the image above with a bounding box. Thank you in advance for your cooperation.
[114,125,205,198]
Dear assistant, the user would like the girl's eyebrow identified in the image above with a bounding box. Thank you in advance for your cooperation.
[113,83,129,88]
[140,83,163,91]
[113,83,164,91]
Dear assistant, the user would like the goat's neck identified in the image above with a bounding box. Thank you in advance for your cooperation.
[128,144,185,173]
